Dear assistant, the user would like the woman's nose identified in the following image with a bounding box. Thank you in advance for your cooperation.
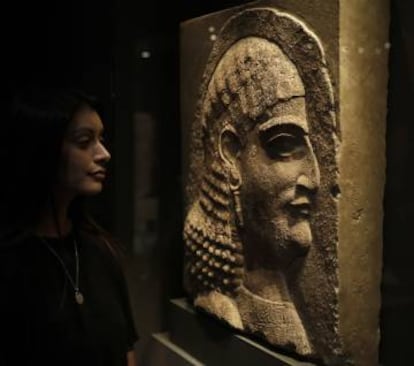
[95,141,111,163]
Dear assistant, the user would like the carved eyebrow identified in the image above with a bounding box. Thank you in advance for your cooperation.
[258,117,309,134]
[258,122,307,143]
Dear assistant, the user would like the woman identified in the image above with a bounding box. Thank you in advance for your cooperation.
[0,87,138,365]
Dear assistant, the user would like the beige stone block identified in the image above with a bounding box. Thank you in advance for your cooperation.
[180,2,389,365]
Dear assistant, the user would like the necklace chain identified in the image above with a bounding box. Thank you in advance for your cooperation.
[40,237,84,304]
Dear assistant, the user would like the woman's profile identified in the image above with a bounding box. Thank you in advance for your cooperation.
[0,87,138,365]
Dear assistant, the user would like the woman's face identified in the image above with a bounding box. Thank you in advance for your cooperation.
[57,106,111,198]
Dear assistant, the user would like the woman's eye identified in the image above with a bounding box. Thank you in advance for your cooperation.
[76,136,93,147]
[264,133,306,159]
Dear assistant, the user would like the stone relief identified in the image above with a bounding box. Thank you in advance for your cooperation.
[183,7,341,362]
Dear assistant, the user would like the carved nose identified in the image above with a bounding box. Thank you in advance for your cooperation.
[297,149,320,192]
[297,174,318,192]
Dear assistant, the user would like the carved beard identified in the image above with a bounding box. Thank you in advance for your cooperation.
[271,215,312,258]
[240,204,312,270]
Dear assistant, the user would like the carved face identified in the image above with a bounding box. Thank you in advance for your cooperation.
[238,96,319,269]
[213,37,321,270]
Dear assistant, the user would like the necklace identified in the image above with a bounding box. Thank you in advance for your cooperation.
[40,237,84,305]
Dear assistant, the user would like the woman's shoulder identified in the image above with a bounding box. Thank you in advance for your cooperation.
[0,228,30,247]
[0,230,38,281]
[77,228,123,268]
[78,228,114,252]
[0,229,39,256]
[77,229,128,291]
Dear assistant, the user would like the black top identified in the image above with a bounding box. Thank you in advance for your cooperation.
[0,230,138,366]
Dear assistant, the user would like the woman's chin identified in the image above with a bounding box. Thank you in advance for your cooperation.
[78,182,103,196]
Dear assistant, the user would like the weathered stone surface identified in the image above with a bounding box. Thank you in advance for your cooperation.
[338,0,389,365]
[181,2,388,365]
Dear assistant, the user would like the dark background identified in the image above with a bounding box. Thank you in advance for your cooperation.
[1,0,412,364]
[381,1,414,365]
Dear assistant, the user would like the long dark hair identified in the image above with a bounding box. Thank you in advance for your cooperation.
[0,86,117,254]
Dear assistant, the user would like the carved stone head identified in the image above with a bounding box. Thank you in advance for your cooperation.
[184,7,339,361]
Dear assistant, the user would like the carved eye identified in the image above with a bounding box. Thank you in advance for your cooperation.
[264,132,306,159]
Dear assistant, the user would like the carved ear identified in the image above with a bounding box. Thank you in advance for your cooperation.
[219,125,242,169]
[219,125,242,188]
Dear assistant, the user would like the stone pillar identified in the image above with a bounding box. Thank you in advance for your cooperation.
[338,1,389,365]
[180,2,389,365]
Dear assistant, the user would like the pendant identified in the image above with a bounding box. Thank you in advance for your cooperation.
[75,291,84,305]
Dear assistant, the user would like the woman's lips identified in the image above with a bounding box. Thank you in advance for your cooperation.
[89,170,106,181]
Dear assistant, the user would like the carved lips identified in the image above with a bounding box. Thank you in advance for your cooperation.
[288,196,313,219]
